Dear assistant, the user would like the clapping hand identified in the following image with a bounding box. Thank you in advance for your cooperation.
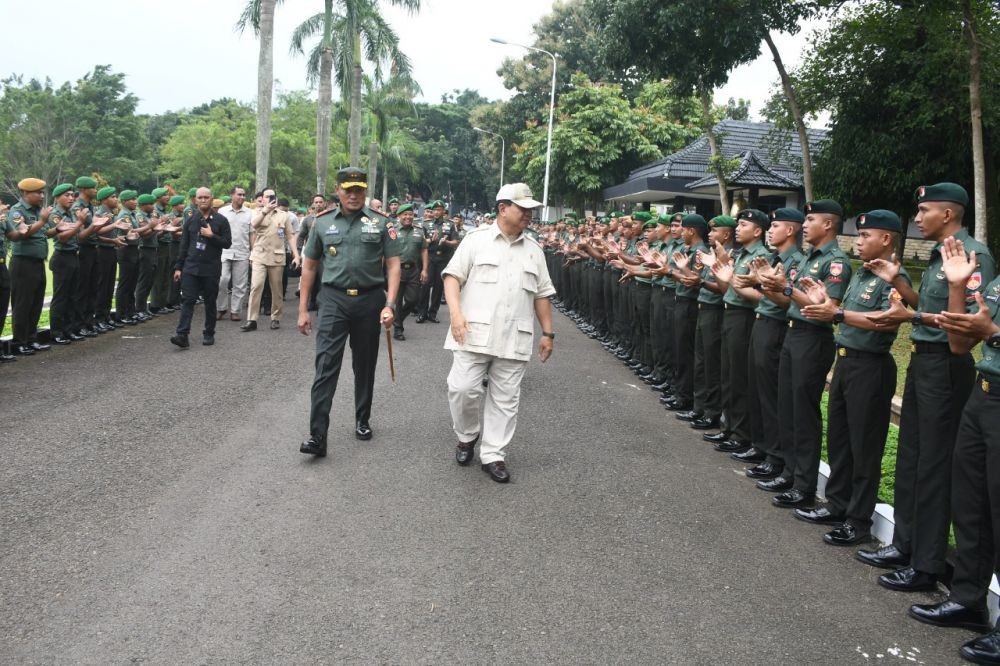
[697,248,717,268]
[863,252,901,283]
[865,297,911,328]
[797,276,829,304]
[711,260,734,284]
[713,240,731,266]
[941,237,977,287]
[938,293,997,339]
[672,250,690,270]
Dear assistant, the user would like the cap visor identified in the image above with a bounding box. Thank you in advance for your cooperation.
[512,197,543,209]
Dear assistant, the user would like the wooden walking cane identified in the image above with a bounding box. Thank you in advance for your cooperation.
[384,326,396,382]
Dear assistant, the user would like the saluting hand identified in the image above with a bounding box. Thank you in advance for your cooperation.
[450,311,470,345]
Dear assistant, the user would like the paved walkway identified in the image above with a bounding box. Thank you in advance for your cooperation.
[1,300,966,664]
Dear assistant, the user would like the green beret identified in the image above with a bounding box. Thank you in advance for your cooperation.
[188,188,197,198]
[915,182,968,207]
[609,212,619,219]
[641,220,657,230]
[168,195,185,206]
[770,207,805,224]
[222,196,232,204]
[151,187,169,199]
[735,209,769,229]
[137,194,156,205]
[75,176,98,189]
[119,190,138,202]
[710,215,737,228]
[52,183,74,197]
[396,203,414,214]
[388,197,399,204]
[564,211,578,219]
[96,186,116,202]
[632,211,653,223]
[804,199,844,217]
[682,213,708,230]
[856,209,901,233]
[430,199,445,209]
[655,214,673,225]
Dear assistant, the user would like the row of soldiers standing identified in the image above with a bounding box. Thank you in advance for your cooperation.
[540,183,1000,664]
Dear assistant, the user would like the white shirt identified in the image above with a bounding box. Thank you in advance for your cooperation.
[219,204,253,260]
[442,224,555,361]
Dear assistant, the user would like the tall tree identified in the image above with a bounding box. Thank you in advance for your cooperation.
[963,0,988,242]
[236,0,282,191]
[363,73,419,200]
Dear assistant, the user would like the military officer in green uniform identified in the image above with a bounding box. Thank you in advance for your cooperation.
[664,214,709,413]
[794,210,910,546]
[621,213,656,377]
[48,183,88,344]
[298,167,401,456]
[112,191,142,324]
[6,178,54,355]
[152,194,184,313]
[71,176,110,336]
[392,203,429,340]
[94,186,124,329]
[135,189,165,319]
[648,213,682,392]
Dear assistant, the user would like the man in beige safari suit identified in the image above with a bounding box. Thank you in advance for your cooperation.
[243,187,300,331]
[443,183,556,484]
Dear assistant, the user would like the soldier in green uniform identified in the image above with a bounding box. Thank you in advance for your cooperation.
[387,197,399,220]
[5,178,53,355]
[621,213,656,377]
[112,190,142,324]
[0,201,12,361]
[793,210,910,546]
[646,214,678,390]
[93,186,124,329]
[71,176,109,335]
[416,200,455,323]
[135,189,165,320]
[391,203,429,340]
[297,167,402,456]
[858,183,996,594]
[664,214,709,413]
[768,199,852,510]
[48,183,87,344]
[151,194,185,313]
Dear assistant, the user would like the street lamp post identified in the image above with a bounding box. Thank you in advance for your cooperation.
[473,127,504,190]
[490,37,557,221]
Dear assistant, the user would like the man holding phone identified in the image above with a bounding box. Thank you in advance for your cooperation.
[243,188,299,331]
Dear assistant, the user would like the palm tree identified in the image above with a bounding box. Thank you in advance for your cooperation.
[236,0,283,191]
[363,73,420,200]
[290,0,420,192]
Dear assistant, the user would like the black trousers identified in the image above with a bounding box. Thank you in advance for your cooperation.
[0,262,9,338]
[151,244,172,308]
[893,349,974,575]
[75,245,99,327]
[167,243,181,306]
[10,256,45,344]
[176,272,220,337]
[604,268,617,341]
[721,307,756,442]
[49,251,79,335]
[427,258,448,317]
[825,350,896,531]
[95,247,117,319]
[309,286,383,439]
[634,282,652,367]
[394,264,422,331]
[949,386,1000,610]
[693,305,723,419]
[748,316,787,463]
[135,247,157,312]
[590,267,607,333]
[673,296,699,404]
[115,248,139,319]
[777,325,835,492]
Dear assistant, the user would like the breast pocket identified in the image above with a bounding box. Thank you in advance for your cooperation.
[324,234,344,258]
[472,256,499,283]
[522,264,539,294]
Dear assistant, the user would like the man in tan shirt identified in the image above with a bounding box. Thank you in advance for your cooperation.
[242,188,300,331]
[443,183,556,484]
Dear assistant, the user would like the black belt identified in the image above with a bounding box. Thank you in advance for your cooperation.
[910,342,951,354]
[55,249,79,254]
[836,345,889,360]
[661,285,675,292]
[755,313,787,325]
[698,302,723,310]
[401,261,416,269]
[140,246,158,251]
[788,318,832,333]
[11,255,43,262]
[636,281,652,289]
[325,284,382,297]
[676,295,698,303]
[98,245,116,250]
[978,374,1000,395]
[724,303,754,311]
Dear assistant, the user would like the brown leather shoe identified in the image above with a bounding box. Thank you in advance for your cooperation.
[456,436,479,466]
[217,310,227,320]
[481,460,510,483]
[230,313,241,321]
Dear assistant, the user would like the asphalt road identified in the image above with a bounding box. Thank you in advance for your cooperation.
[1,293,970,664]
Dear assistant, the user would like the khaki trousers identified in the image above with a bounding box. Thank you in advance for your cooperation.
[247,262,284,321]
[447,350,527,464]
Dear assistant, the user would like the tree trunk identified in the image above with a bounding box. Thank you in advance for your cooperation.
[367,141,378,203]
[963,0,988,244]
[382,165,388,204]
[255,0,277,191]
[698,85,729,212]
[348,35,363,166]
[763,31,813,203]
[315,0,334,194]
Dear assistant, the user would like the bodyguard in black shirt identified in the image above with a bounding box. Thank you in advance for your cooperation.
[171,187,232,348]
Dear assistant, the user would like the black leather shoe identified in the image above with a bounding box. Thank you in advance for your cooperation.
[794,506,845,525]
[878,567,938,592]
[651,381,672,392]
[855,544,910,569]
[270,319,280,330]
[456,436,478,466]
[170,334,190,348]
[30,342,50,352]
[961,628,1000,665]
[659,394,676,404]
[482,461,510,483]
[393,330,405,341]
[300,436,327,457]
[690,416,720,430]
[15,344,35,356]
[120,316,137,326]
[51,336,72,345]
[703,431,729,443]
[240,320,258,332]
[426,316,440,323]
[95,322,112,333]
[731,447,766,463]
[78,327,98,337]
[746,462,784,479]
[757,476,793,492]
[68,331,85,341]
[355,421,373,440]
[715,440,750,453]
[908,601,989,631]
[773,489,814,508]
[675,410,703,422]
[0,353,15,363]
[824,523,871,546]
[202,335,215,346]
[415,315,427,323]
[664,400,691,412]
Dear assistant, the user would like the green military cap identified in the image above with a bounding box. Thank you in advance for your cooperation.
[770,207,805,224]
[136,194,156,205]
[681,213,708,230]
[915,182,968,207]
[296,206,306,214]
[564,211,578,219]
[601,217,611,224]
[168,195,185,206]
[52,183,74,197]
[119,190,138,202]
[75,176,98,189]
[396,203,415,214]
[151,187,169,199]
[430,199,445,209]
[804,199,844,217]
[336,166,368,189]
[710,215,737,228]
[187,188,197,198]
[656,214,673,225]
[856,209,901,233]
[609,211,620,219]
[641,219,657,230]
[632,211,653,223]
[388,197,399,204]
[96,186,116,201]
[736,208,769,229]
[222,196,232,204]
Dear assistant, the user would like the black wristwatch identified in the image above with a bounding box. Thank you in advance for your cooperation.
[912,311,923,326]
[782,284,793,297]
[833,308,845,324]
[542,331,555,339]
[987,332,1000,349]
